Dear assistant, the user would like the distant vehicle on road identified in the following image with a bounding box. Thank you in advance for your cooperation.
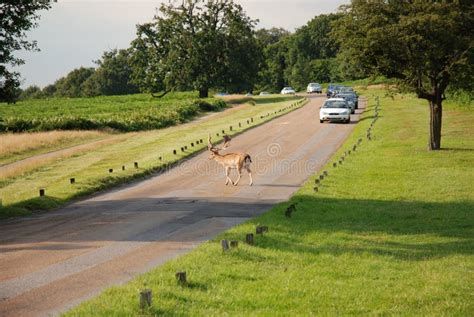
[281,87,296,95]
[307,83,322,94]
[259,91,271,96]
[326,84,336,97]
[335,93,357,113]
[319,98,351,124]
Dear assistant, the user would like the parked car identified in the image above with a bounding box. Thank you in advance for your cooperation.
[307,83,322,94]
[281,87,296,95]
[319,98,351,124]
[335,93,357,113]
[259,91,271,96]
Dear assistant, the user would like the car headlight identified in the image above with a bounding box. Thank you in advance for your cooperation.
[341,110,349,114]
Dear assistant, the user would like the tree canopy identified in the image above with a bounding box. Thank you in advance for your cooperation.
[333,0,474,150]
[0,0,53,103]
[129,0,261,98]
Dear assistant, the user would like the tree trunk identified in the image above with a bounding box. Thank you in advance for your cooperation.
[199,87,209,98]
[428,98,442,150]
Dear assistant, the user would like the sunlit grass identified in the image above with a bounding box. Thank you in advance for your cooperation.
[65,90,473,316]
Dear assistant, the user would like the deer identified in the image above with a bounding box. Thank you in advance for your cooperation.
[208,134,253,186]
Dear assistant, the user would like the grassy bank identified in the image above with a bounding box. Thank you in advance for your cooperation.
[0,92,226,132]
[66,90,473,316]
[0,95,305,218]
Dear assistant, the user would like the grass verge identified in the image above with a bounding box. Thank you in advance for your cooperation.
[0,96,306,218]
[65,89,473,316]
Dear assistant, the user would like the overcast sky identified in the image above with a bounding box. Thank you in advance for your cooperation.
[15,0,348,88]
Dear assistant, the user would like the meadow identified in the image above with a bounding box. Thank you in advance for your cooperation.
[0,93,227,132]
[65,89,473,316]
[0,94,305,218]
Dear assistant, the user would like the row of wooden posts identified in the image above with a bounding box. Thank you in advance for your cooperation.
[313,97,380,193]
[36,99,306,198]
[138,225,269,309]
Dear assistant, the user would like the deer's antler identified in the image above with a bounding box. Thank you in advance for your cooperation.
[208,133,231,151]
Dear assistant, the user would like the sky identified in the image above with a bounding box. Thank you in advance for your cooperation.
[15,0,348,88]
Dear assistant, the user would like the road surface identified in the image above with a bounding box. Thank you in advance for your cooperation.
[0,95,365,316]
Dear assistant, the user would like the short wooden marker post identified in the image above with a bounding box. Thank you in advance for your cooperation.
[109,168,113,173]
[245,233,254,245]
[251,118,253,123]
[230,240,238,248]
[222,129,225,134]
[191,143,194,147]
[122,165,126,171]
[323,171,328,177]
[184,146,188,150]
[315,179,320,185]
[181,147,185,152]
[333,162,337,168]
[70,178,75,184]
[230,126,232,131]
[173,150,177,155]
[221,239,229,252]
[176,272,187,285]
[159,156,162,161]
[248,119,250,124]
[200,139,203,143]
[256,226,268,234]
[139,289,152,310]
[39,189,45,197]
[134,162,139,168]
[314,186,319,192]
[339,160,343,165]
[319,175,324,180]
[239,122,241,127]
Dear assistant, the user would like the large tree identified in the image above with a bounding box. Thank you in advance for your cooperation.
[0,0,53,103]
[334,0,474,150]
[129,0,261,98]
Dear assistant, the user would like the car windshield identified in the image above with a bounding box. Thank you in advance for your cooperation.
[323,101,348,109]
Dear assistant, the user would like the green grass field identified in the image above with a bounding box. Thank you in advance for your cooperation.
[0,92,228,132]
[65,89,473,316]
[0,95,305,218]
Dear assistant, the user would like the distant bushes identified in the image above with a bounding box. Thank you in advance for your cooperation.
[0,97,227,133]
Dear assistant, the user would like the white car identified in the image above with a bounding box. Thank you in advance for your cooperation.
[319,98,351,124]
[281,87,296,95]
[307,83,322,94]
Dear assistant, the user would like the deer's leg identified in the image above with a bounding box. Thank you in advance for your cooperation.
[246,167,253,186]
[225,167,232,185]
[234,167,242,186]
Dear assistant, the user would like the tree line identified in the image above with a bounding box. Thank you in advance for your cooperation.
[1,0,473,150]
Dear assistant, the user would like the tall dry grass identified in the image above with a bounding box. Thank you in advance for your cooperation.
[0,131,107,162]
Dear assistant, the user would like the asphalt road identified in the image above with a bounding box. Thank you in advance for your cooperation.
[0,95,365,316]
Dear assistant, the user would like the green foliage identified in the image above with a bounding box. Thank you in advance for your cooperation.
[82,49,139,97]
[129,0,261,97]
[0,1,53,102]
[54,67,95,98]
[0,93,227,133]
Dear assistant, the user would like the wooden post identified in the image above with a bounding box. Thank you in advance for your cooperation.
[315,179,320,185]
[248,120,250,124]
[176,272,187,285]
[184,146,188,150]
[191,143,194,147]
[122,165,126,170]
[230,126,232,131]
[70,178,75,184]
[230,240,238,248]
[239,122,241,127]
[39,189,45,197]
[200,139,203,143]
[159,156,162,161]
[323,171,328,176]
[222,129,225,134]
[251,118,253,123]
[339,160,343,165]
[173,150,177,155]
[245,233,254,245]
[319,175,324,180]
[109,168,113,173]
[333,162,337,168]
[353,145,357,151]
[216,133,219,136]
[314,187,319,192]
[256,226,268,234]
[134,162,139,168]
[181,147,185,152]
[221,239,229,252]
[139,289,152,310]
